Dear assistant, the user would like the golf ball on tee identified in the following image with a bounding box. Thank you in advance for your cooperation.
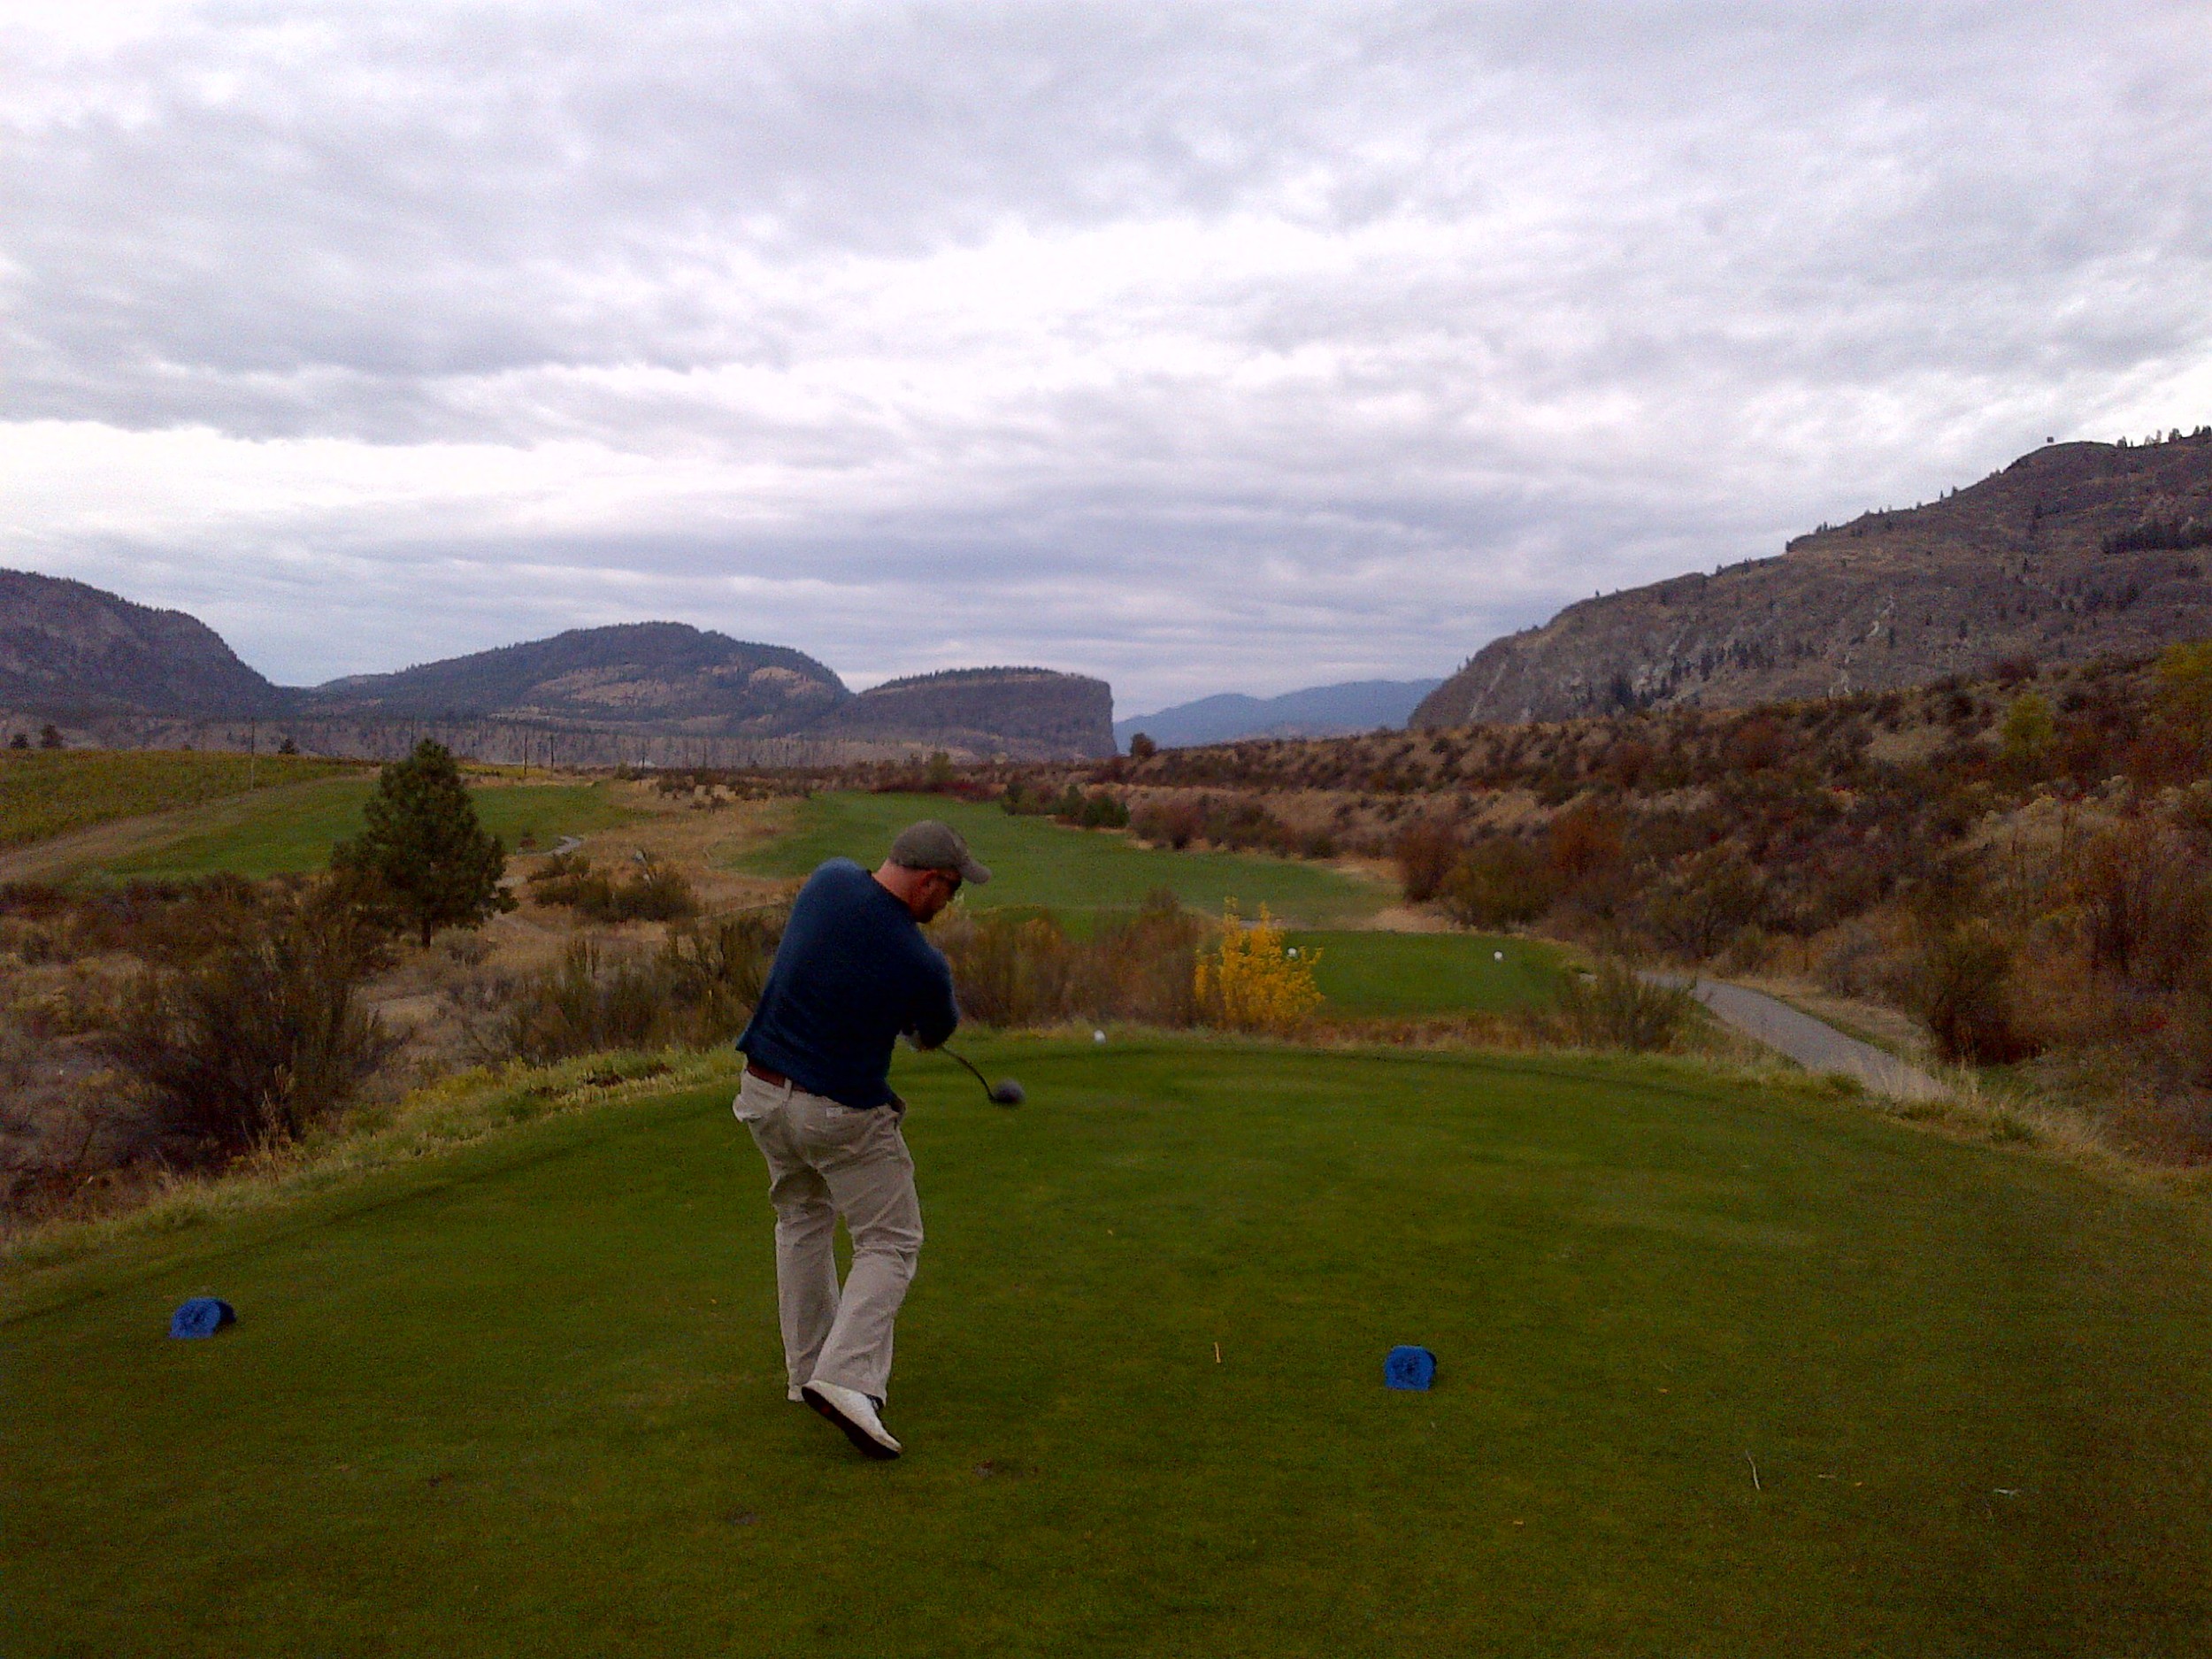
[1093,1029,1107,1043]
[1494,950,1504,961]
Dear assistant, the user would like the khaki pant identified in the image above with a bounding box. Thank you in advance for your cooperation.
[734,1070,925,1402]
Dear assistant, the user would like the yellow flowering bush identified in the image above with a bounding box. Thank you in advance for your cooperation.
[1194,902,1325,1033]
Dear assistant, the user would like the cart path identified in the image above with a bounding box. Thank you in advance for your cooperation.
[1676,978,1948,1102]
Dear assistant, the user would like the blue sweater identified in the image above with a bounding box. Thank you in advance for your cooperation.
[738,859,961,1109]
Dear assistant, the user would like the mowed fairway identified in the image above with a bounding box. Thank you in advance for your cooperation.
[1287,928,1564,1014]
[0,749,359,849]
[734,792,1389,924]
[11,1043,2210,1657]
[96,777,634,880]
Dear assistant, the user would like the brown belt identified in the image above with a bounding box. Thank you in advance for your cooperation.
[745,1062,790,1087]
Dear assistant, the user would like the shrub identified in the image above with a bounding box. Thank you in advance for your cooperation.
[1546,801,1625,883]
[1194,903,1325,1033]
[2000,692,2056,777]
[1440,838,1555,927]
[1555,960,1698,1053]
[933,890,1205,1027]
[489,909,783,1063]
[1086,890,1206,1026]
[1642,847,1766,959]
[1132,798,1206,849]
[1393,820,1460,904]
[1724,716,1786,772]
[114,881,395,1156]
[1071,789,1130,830]
[494,941,667,1064]
[935,910,1078,1027]
[1200,797,1301,856]
[1127,733,1157,760]
[2074,821,2204,987]
[1812,918,1903,1001]
[1909,923,2035,1064]
[526,854,698,923]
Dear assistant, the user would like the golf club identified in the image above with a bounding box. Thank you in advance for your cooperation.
[941,1045,1025,1105]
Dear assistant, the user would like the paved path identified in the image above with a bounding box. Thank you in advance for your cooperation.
[1667,978,1947,1102]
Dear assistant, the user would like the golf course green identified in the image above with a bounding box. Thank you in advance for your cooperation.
[11,1040,2209,1656]
[1286,928,1564,1016]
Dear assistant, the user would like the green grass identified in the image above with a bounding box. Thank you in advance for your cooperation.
[98,778,636,880]
[734,793,1388,925]
[12,1041,2209,1656]
[1287,929,1566,1015]
[0,748,360,848]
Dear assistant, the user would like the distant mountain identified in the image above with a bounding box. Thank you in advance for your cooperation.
[303,622,849,737]
[826,667,1116,759]
[0,573,1117,759]
[309,641,1113,758]
[1115,679,1444,749]
[0,569,289,718]
[1414,431,2212,728]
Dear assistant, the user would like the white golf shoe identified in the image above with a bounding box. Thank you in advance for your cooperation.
[803,1380,902,1459]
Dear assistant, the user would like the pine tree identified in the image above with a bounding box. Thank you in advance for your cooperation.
[333,741,514,944]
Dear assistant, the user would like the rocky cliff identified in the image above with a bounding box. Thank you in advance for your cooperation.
[818,667,1117,760]
[1413,431,2212,727]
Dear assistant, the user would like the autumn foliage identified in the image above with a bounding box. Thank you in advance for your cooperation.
[1194,902,1325,1033]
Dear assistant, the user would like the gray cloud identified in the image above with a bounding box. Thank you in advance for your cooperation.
[4,1,2209,709]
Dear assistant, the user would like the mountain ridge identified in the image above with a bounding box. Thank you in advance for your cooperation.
[1413,431,2212,727]
[302,621,850,738]
[0,570,290,718]
[0,572,1113,760]
[1115,678,1444,749]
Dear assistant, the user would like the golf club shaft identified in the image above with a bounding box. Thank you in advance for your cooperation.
[939,1044,995,1099]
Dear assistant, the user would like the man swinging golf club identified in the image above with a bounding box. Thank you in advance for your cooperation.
[732,820,988,1459]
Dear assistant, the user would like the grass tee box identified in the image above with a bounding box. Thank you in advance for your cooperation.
[733,791,1388,926]
[98,778,634,880]
[10,1041,2210,1656]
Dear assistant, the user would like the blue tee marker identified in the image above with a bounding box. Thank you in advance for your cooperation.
[168,1298,236,1339]
[1384,1345,1436,1390]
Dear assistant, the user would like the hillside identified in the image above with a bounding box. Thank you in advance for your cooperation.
[0,569,289,718]
[820,667,1116,759]
[1414,430,2212,727]
[1115,678,1442,749]
[302,622,849,737]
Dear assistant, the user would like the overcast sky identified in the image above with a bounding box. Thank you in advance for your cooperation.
[4,2,2208,713]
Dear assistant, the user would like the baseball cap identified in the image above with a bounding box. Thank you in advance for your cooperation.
[888,820,991,885]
